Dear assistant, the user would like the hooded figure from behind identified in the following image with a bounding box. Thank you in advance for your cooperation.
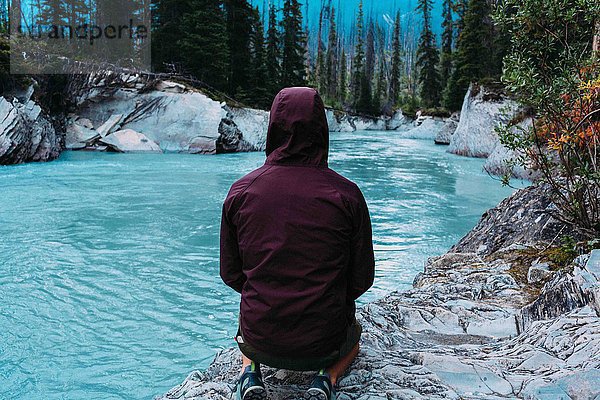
[220,88,375,383]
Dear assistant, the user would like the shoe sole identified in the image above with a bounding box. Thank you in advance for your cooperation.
[243,386,267,400]
[303,388,328,400]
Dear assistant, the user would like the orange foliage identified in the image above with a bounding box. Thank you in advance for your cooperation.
[536,66,600,153]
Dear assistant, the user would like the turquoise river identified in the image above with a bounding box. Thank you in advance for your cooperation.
[0,131,517,399]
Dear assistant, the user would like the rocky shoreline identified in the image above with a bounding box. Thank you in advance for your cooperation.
[2,71,531,183]
[157,184,600,400]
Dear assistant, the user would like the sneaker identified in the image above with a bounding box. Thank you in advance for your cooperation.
[304,369,336,400]
[235,363,267,400]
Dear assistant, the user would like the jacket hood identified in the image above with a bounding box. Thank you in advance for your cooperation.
[265,87,329,166]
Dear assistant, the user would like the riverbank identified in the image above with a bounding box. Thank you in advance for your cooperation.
[158,184,600,400]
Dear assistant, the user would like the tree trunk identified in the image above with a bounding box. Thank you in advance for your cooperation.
[10,0,22,33]
[594,21,600,52]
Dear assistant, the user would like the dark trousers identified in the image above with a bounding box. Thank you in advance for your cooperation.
[236,316,362,371]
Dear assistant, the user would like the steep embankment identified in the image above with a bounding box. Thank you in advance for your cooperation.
[158,184,600,400]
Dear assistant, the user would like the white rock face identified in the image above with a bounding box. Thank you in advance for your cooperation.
[326,109,410,132]
[0,97,62,165]
[449,84,519,158]
[99,129,162,153]
[386,110,408,131]
[325,110,356,132]
[67,74,268,154]
[401,117,446,140]
[484,118,535,180]
[225,106,270,151]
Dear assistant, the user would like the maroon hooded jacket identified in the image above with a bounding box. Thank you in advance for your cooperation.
[220,87,375,358]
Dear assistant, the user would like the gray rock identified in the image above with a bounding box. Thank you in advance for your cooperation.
[67,71,267,154]
[65,118,99,149]
[0,96,62,165]
[402,117,446,140]
[451,184,573,256]
[434,113,459,145]
[158,248,600,399]
[155,80,187,93]
[223,106,269,152]
[96,113,123,137]
[325,109,411,133]
[484,118,536,180]
[386,111,408,131]
[216,118,256,154]
[99,129,162,153]
[527,261,552,284]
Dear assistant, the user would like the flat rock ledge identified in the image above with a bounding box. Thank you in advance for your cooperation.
[158,186,600,400]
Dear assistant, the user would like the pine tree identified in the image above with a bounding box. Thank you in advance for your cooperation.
[439,0,453,91]
[178,0,229,91]
[365,21,376,83]
[339,48,348,104]
[325,7,338,102]
[315,5,326,93]
[389,10,402,107]
[280,0,306,87]
[416,0,441,108]
[265,4,281,96]
[351,0,364,108]
[443,0,491,110]
[152,0,192,72]
[224,0,254,96]
[357,20,376,114]
[374,55,386,114]
[248,6,270,107]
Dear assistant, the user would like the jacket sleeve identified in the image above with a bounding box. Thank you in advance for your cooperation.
[219,200,245,293]
[347,188,375,300]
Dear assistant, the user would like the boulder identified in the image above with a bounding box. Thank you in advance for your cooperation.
[401,117,446,140]
[215,118,256,154]
[448,84,519,158]
[96,113,123,137]
[483,118,536,180]
[0,96,62,165]
[68,72,267,154]
[224,106,269,151]
[98,129,162,153]
[326,109,356,132]
[155,80,187,93]
[65,118,99,149]
[434,113,459,145]
[451,184,572,256]
[386,110,408,131]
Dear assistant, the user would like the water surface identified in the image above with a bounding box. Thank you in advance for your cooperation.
[0,131,516,399]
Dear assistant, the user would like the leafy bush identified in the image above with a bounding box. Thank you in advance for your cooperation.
[494,0,600,238]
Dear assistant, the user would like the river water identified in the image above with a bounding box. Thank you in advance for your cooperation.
[0,131,516,399]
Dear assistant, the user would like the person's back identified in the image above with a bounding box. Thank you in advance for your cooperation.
[220,87,375,399]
